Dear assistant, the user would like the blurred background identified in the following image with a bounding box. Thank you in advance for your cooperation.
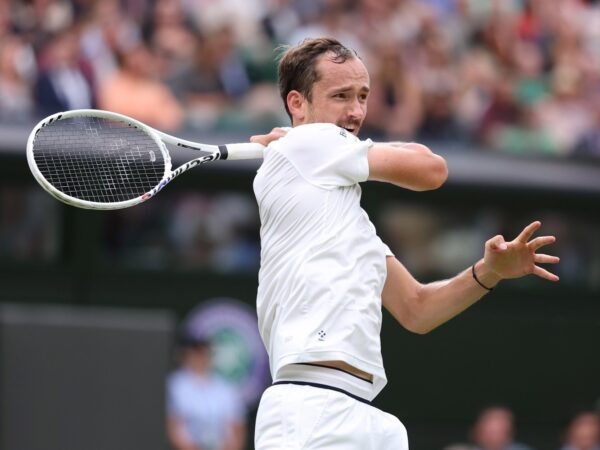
[0,0,599,449]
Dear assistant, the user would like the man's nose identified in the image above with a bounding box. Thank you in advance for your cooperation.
[348,97,365,120]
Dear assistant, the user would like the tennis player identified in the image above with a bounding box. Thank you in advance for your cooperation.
[250,37,559,450]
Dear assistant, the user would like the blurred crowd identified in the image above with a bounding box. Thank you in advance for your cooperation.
[3,0,600,159]
[444,406,600,450]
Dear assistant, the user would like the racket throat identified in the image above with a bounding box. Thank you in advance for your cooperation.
[218,145,229,160]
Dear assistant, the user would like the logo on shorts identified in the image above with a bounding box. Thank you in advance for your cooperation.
[318,329,327,341]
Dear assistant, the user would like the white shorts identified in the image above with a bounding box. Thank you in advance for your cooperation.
[255,367,408,449]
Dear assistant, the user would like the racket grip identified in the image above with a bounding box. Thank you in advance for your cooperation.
[223,143,265,160]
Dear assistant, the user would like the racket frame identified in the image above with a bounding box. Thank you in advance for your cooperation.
[26,109,261,210]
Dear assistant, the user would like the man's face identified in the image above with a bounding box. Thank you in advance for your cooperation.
[294,53,370,136]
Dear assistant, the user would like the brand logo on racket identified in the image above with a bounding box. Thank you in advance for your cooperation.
[141,154,218,200]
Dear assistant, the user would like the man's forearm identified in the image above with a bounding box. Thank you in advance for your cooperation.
[367,142,448,191]
[383,257,494,335]
[411,261,500,333]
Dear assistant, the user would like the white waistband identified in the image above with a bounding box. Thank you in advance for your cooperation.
[274,363,374,402]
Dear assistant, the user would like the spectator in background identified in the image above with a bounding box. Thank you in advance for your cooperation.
[487,99,558,157]
[167,332,247,450]
[470,406,535,450]
[9,0,74,41]
[285,0,363,55]
[259,0,303,44]
[453,46,499,139]
[0,34,36,122]
[0,187,59,262]
[143,0,198,81]
[533,63,593,156]
[167,17,281,131]
[511,39,549,108]
[165,192,261,272]
[34,24,96,117]
[167,21,251,129]
[79,0,142,85]
[360,40,423,141]
[559,411,600,450]
[2,0,600,161]
[475,7,519,70]
[0,0,10,36]
[476,70,521,146]
[416,19,465,141]
[573,98,600,160]
[97,39,184,131]
[354,0,433,53]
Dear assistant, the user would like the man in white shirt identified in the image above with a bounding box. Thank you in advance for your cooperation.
[250,37,559,450]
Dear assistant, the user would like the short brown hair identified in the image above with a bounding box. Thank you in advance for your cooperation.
[277,37,358,120]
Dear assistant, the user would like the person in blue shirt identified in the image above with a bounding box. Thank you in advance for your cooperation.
[167,333,247,450]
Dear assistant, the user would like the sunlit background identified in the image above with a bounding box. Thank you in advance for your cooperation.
[1,1,599,449]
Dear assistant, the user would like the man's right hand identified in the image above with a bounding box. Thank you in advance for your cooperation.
[250,127,290,147]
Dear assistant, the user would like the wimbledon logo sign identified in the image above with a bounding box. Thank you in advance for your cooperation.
[183,297,270,407]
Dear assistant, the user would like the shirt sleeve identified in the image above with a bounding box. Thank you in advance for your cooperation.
[272,123,372,188]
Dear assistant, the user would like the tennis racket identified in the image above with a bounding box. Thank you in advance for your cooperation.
[26,109,265,210]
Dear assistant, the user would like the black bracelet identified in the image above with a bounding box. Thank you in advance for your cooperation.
[472,264,493,291]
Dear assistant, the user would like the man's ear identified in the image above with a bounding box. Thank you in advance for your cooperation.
[287,90,305,123]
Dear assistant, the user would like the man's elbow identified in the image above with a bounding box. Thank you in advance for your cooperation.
[416,154,448,191]
[402,317,438,335]
[395,298,441,335]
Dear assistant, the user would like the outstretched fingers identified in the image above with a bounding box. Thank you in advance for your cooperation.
[533,265,560,281]
[534,253,560,264]
[527,235,557,250]
[530,233,559,282]
[531,231,560,279]
[516,220,542,243]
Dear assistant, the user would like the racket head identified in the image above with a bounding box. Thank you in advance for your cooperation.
[26,109,171,210]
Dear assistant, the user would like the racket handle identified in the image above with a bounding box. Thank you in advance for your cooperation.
[223,143,265,160]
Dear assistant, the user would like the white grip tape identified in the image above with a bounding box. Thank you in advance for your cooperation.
[225,143,265,160]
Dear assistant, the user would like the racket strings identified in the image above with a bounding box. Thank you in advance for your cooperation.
[32,117,166,203]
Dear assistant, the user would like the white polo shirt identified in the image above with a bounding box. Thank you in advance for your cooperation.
[253,123,392,400]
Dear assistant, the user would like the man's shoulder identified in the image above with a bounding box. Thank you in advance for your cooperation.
[292,123,339,132]
[284,123,361,148]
